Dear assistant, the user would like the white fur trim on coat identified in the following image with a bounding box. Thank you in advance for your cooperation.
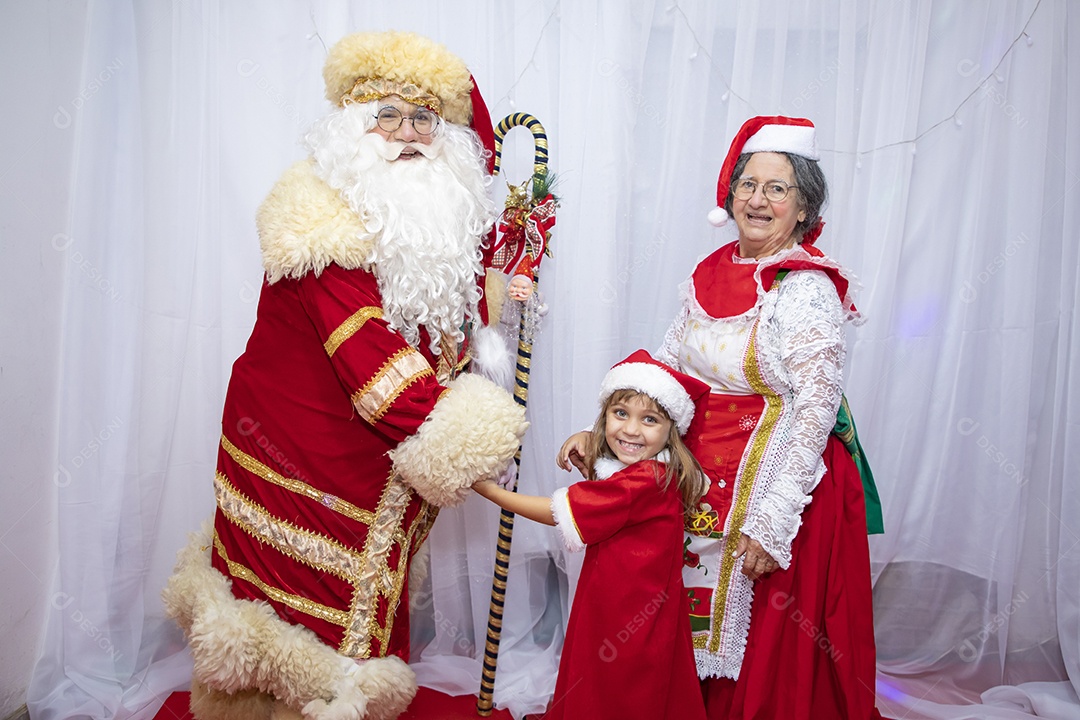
[551,487,585,553]
[162,521,416,720]
[256,160,373,284]
[390,374,528,507]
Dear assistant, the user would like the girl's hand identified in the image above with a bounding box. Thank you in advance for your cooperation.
[733,533,779,581]
[556,431,591,476]
[472,478,498,499]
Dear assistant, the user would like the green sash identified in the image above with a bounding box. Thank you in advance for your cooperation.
[834,395,884,534]
[774,269,883,534]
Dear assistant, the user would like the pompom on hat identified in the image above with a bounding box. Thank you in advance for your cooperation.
[322,31,496,173]
[707,115,820,228]
[599,350,710,436]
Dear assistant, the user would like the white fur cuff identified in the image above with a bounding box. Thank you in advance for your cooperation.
[390,373,528,507]
[551,487,586,553]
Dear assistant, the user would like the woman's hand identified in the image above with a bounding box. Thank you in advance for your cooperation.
[556,431,591,476]
[734,533,779,580]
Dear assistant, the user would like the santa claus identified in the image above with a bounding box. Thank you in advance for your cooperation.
[163,31,527,720]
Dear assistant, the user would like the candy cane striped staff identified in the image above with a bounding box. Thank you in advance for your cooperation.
[476,113,557,716]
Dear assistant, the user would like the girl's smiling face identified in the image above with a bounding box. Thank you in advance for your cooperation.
[604,394,672,466]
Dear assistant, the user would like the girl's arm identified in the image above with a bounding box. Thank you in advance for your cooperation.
[473,480,555,526]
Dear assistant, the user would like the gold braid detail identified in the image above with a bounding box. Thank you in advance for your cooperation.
[707,320,784,654]
[213,531,349,627]
[324,307,384,357]
[220,435,375,526]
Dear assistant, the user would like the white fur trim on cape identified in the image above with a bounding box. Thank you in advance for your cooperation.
[390,373,527,507]
[162,520,416,720]
[551,487,585,553]
[593,450,667,480]
[592,456,626,480]
[600,363,696,434]
[469,323,514,389]
[256,160,373,284]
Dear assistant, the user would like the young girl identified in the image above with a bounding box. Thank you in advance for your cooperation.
[473,350,709,720]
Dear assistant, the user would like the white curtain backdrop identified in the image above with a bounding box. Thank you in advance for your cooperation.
[9,1,1077,719]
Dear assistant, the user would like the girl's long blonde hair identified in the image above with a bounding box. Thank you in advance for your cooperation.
[585,388,708,520]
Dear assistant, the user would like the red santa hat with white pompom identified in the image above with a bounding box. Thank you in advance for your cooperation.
[707,115,819,227]
[599,350,710,437]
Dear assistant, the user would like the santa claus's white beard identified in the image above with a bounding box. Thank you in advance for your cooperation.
[305,103,495,354]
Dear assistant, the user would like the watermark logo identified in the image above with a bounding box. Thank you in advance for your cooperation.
[956,417,1027,486]
[956,590,1029,662]
[959,232,1028,304]
[599,232,669,305]
[596,58,668,129]
[236,58,307,131]
[233,419,313,485]
[54,58,125,129]
[50,592,124,661]
[55,416,124,487]
[770,591,842,661]
[956,60,1029,130]
[51,234,122,302]
[598,590,669,662]
[792,59,841,110]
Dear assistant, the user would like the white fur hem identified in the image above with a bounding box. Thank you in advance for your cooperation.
[162,520,417,719]
[390,373,528,507]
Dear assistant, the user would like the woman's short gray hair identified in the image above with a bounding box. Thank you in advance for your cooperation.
[723,152,829,240]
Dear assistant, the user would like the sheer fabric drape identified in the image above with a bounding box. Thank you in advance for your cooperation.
[18,2,1078,719]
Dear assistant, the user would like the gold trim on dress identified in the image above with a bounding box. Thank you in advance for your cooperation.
[708,321,784,655]
[339,476,414,658]
[213,531,349,627]
[351,348,434,424]
[215,463,425,661]
[324,307,384,357]
[220,435,376,526]
[371,498,435,654]
[215,473,364,582]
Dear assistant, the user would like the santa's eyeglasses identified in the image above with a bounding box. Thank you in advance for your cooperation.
[373,106,440,135]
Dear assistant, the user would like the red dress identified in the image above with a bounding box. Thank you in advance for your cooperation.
[661,241,883,719]
[549,459,706,720]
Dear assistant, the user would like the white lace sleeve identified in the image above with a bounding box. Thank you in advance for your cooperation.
[656,301,690,368]
[741,270,846,569]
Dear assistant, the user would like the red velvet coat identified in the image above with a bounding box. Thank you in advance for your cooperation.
[211,263,456,659]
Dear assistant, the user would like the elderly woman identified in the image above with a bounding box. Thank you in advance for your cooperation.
[560,116,883,719]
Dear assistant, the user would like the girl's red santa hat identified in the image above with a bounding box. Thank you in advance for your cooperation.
[599,350,710,436]
[707,115,819,227]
